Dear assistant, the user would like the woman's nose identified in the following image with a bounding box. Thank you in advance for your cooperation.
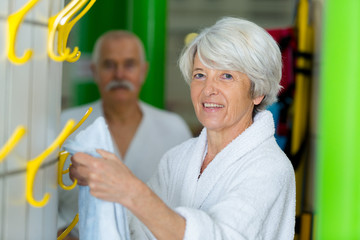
[203,79,218,97]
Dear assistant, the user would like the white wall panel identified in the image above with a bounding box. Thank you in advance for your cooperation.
[32,0,50,23]
[47,60,62,142]
[0,4,8,238]
[3,174,27,240]
[30,26,48,159]
[50,0,64,16]
[0,21,7,174]
[7,24,32,172]
[0,0,9,16]
[27,167,45,240]
[0,177,3,239]
[42,162,58,240]
[23,15,61,237]
[0,0,63,238]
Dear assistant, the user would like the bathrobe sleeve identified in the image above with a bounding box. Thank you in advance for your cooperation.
[147,141,295,240]
[176,163,294,240]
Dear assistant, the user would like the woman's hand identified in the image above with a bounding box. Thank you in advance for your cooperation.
[69,149,141,205]
[69,152,93,186]
[69,149,186,240]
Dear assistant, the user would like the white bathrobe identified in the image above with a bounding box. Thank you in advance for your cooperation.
[130,110,296,239]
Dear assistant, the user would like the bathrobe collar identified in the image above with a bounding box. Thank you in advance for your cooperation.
[181,110,275,208]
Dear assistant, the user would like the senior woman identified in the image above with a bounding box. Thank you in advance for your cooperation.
[70,17,295,239]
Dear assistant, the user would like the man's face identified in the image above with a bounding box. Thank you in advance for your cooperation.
[92,37,148,105]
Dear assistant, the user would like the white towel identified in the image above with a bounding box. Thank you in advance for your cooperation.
[63,117,130,240]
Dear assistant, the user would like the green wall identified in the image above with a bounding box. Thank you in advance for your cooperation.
[72,0,167,109]
[316,0,360,238]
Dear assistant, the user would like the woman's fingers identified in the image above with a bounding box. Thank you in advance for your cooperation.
[72,152,96,165]
[69,152,97,186]
[68,149,139,203]
[96,149,118,161]
[69,162,89,186]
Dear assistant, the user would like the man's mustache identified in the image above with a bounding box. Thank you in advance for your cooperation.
[105,80,135,92]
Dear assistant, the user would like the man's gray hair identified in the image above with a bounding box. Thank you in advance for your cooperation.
[178,17,282,112]
[92,30,146,64]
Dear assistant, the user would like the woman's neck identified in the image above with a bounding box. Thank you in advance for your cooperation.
[201,118,253,175]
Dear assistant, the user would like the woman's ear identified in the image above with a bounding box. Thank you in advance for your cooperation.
[253,95,265,105]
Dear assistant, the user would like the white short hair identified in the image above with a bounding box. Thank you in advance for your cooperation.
[92,30,146,64]
[178,17,282,111]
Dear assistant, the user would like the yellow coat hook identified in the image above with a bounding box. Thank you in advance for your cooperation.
[184,33,198,46]
[6,0,41,64]
[26,119,75,208]
[0,126,26,163]
[57,213,79,240]
[58,0,97,62]
[59,106,93,147]
[58,151,77,190]
[47,0,80,62]
[68,107,93,137]
[58,107,92,190]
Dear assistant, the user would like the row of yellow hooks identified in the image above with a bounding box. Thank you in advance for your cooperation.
[0,107,92,207]
[0,108,92,239]
[4,0,94,237]
[6,0,96,65]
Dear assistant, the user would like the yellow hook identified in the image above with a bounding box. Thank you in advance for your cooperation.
[184,33,198,46]
[58,151,77,190]
[26,119,75,208]
[47,0,80,62]
[68,107,93,136]
[0,126,26,163]
[58,107,92,190]
[59,106,93,147]
[58,0,96,62]
[57,213,79,240]
[6,0,41,64]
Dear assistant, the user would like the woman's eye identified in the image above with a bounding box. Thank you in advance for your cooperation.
[222,73,233,80]
[193,73,205,79]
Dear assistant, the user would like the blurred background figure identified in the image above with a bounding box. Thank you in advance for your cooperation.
[58,30,192,238]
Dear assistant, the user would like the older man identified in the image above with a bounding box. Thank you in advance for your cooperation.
[57,30,192,238]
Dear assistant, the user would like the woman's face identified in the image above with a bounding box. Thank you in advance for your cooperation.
[190,54,263,134]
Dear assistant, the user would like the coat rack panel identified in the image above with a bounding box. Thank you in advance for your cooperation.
[3,173,27,240]
[7,53,32,171]
[0,0,64,239]
[0,1,9,17]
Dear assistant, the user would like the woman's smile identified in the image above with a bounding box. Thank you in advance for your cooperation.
[202,102,225,112]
